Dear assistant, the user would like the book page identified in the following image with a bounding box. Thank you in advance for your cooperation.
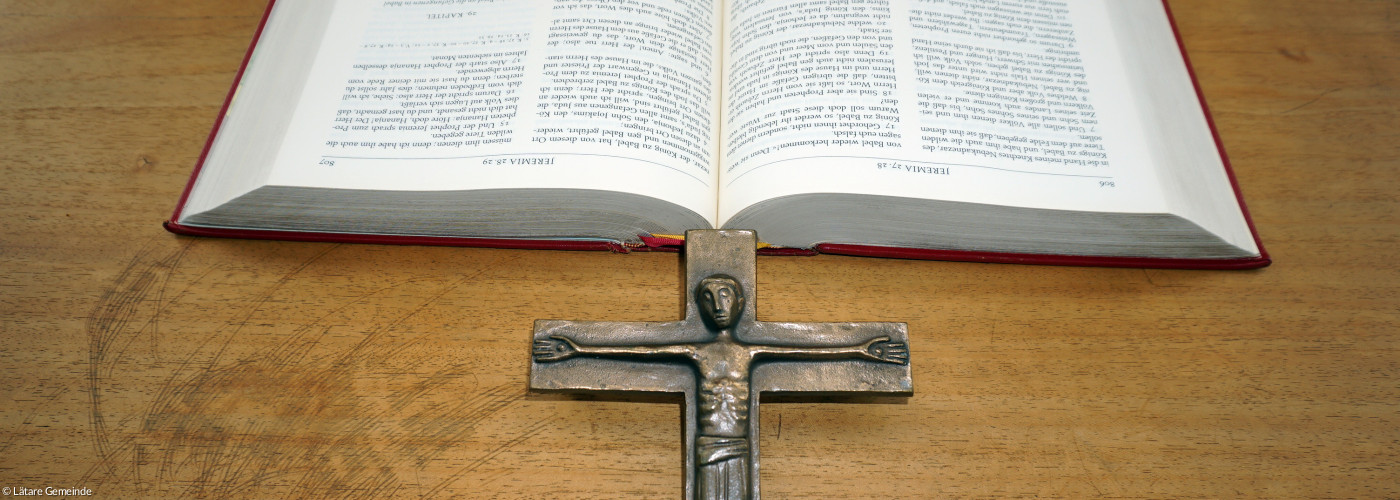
[264,0,724,225]
[718,0,1167,225]
[1101,1,1259,253]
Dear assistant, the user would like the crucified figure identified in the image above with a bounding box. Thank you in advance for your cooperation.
[534,274,908,500]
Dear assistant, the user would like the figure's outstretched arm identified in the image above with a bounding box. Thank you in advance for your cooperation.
[753,337,908,365]
[533,335,695,362]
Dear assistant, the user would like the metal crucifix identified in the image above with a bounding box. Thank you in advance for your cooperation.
[530,229,912,500]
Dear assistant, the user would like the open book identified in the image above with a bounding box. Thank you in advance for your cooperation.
[167,0,1269,269]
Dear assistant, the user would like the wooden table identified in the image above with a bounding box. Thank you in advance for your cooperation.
[2,1,1396,497]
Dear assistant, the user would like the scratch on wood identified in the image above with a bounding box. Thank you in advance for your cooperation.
[1278,47,1311,63]
[80,243,540,497]
[1280,87,1342,114]
[339,253,518,364]
[421,416,556,497]
[86,239,193,482]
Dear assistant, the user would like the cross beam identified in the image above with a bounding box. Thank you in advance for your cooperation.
[530,229,911,499]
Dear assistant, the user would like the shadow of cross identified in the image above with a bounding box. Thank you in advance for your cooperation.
[531,229,912,500]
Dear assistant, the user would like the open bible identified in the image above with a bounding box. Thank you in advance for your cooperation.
[167,0,1270,269]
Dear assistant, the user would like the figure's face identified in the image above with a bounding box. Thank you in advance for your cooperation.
[698,277,743,329]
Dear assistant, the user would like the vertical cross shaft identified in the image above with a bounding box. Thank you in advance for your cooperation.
[530,230,911,499]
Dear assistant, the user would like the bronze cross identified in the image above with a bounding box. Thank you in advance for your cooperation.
[530,229,911,500]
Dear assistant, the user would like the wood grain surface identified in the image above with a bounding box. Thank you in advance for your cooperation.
[2,0,1397,497]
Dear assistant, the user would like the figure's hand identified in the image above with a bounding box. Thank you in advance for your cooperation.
[533,335,579,362]
[862,337,908,365]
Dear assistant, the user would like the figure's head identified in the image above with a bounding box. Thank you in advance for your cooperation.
[697,275,744,330]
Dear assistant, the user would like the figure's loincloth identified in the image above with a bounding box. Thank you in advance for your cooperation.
[697,436,750,499]
[697,435,749,465]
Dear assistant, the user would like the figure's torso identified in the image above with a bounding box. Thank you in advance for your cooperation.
[694,339,754,438]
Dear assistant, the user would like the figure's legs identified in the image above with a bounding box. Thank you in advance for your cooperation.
[698,456,748,500]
